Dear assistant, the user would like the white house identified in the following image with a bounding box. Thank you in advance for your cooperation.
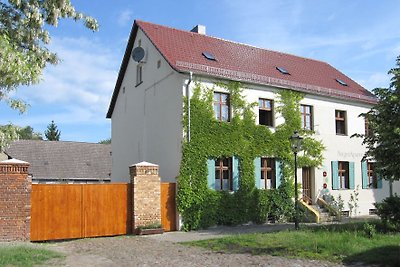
[107,20,391,217]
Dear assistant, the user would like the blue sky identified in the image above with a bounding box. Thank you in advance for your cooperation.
[1,1,400,143]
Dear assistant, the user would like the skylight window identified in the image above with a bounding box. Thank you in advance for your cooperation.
[202,52,216,61]
[335,78,348,86]
[276,66,290,75]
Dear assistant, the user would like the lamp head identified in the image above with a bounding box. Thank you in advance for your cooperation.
[289,131,303,153]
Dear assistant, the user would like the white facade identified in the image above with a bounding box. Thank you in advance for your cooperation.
[110,27,391,216]
[111,28,185,182]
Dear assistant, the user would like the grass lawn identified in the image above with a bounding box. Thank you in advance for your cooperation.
[186,222,400,266]
[0,246,64,267]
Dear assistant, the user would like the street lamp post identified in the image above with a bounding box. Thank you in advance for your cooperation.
[289,131,303,230]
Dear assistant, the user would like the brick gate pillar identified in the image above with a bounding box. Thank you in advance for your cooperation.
[129,162,161,233]
[0,159,31,241]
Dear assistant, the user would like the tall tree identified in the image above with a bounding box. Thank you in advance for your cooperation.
[0,123,19,152]
[44,120,61,141]
[18,126,43,140]
[358,56,400,188]
[0,124,43,151]
[0,1,98,112]
[0,0,97,151]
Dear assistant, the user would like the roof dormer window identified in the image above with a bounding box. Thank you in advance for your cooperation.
[202,51,216,61]
[276,66,290,75]
[335,78,348,86]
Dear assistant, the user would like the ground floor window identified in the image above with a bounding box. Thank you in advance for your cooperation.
[362,161,382,189]
[338,161,349,189]
[254,157,281,189]
[260,157,275,189]
[215,158,232,191]
[332,161,354,190]
[367,162,377,189]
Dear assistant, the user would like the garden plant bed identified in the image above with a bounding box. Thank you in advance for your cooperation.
[136,228,164,235]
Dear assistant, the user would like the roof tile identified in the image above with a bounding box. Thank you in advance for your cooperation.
[5,140,111,180]
[137,20,375,103]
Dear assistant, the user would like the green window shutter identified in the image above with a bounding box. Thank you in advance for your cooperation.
[331,161,339,190]
[233,156,239,191]
[275,159,282,188]
[361,161,368,189]
[349,162,355,189]
[254,157,261,189]
[207,159,215,190]
[377,174,383,189]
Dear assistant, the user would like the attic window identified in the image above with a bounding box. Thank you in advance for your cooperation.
[276,67,290,75]
[336,78,348,86]
[202,52,216,61]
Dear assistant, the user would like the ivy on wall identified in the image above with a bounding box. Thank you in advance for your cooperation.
[177,81,325,230]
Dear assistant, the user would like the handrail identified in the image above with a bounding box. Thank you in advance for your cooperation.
[317,197,341,219]
[302,194,313,205]
[298,199,320,223]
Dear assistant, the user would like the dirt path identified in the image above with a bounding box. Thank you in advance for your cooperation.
[43,235,342,267]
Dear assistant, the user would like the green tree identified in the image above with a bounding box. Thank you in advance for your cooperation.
[0,123,19,152]
[357,56,400,192]
[44,120,61,141]
[0,1,97,151]
[0,1,98,112]
[18,126,43,140]
[98,138,111,144]
[0,124,43,151]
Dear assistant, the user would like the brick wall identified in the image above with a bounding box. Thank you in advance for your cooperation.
[0,160,31,241]
[130,162,161,231]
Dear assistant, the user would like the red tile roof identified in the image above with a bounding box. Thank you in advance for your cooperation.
[107,20,376,118]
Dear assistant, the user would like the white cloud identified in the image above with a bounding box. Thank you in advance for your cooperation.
[357,72,391,90]
[18,36,118,122]
[117,10,133,27]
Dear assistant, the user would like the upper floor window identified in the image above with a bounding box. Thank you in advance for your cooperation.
[300,105,313,130]
[364,118,372,137]
[259,98,274,127]
[214,92,230,121]
[260,157,276,189]
[136,64,143,86]
[335,110,347,135]
[215,158,232,191]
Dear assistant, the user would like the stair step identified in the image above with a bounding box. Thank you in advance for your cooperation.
[309,204,338,223]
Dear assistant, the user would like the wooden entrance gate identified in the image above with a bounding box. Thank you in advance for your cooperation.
[160,183,176,231]
[30,184,131,241]
[31,182,177,241]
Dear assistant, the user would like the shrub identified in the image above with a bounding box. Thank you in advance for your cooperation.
[252,189,271,224]
[363,222,376,238]
[374,195,400,232]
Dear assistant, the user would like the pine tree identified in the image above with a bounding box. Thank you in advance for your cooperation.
[44,120,61,141]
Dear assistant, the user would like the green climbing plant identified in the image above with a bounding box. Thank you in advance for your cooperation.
[177,81,324,230]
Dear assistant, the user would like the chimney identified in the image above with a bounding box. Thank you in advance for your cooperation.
[190,24,206,35]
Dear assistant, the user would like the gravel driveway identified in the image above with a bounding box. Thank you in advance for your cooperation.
[44,235,342,267]
[34,224,349,267]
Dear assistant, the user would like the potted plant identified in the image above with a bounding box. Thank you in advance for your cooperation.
[136,222,164,235]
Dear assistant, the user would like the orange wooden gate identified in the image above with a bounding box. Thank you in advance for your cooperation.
[160,183,176,231]
[30,184,131,241]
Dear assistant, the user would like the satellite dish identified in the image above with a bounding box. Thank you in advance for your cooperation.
[132,47,145,62]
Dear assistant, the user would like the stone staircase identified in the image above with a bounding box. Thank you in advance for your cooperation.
[299,198,340,223]
[311,204,336,223]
